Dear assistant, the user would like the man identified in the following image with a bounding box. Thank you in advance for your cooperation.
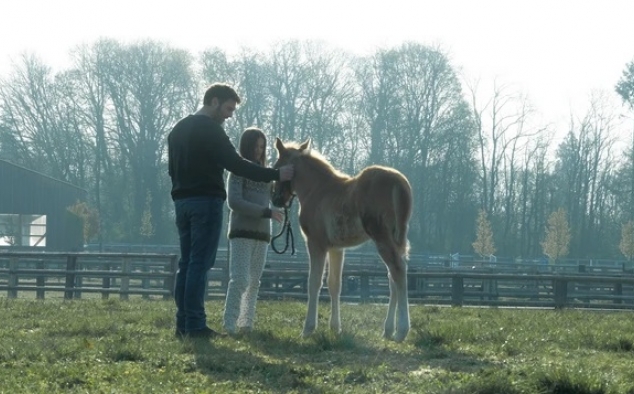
[168,83,293,339]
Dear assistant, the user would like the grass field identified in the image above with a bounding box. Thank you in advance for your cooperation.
[1,297,634,393]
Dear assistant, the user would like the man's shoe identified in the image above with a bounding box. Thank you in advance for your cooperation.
[186,326,224,339]
[175,329,186,340]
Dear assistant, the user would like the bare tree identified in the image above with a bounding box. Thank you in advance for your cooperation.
[467,79,535,216]
[289,42,356,166]
[199,47,243,141]
[100,40,196,242]
[230,48,274,134]
[517,137,552,257]
[553,93,619,256]
[0,54,91,184]
[355,43,476,252]
[69,40,118,248]
[263,41,310,144]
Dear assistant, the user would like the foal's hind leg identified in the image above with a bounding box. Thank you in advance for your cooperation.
[376,242,410,342]
[327,248,344,334]
[384,271,397,339]
[303,240,327,338]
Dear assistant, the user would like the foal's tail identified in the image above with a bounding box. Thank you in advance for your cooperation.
[392,178,413,260]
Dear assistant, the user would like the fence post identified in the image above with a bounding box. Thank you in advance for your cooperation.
[360,274,370,303]
[64,255,77,300]
[36,260,45,299]
[141,263,149,300]
[120,257,130,300]
[102,262,111,299]
[482,278,495,301]
[553,278,567,309]
[451,275,464,306]
[8,257,18,299]
[614,282,623,304]
[407,269,417,292]
[163,255,178,300]
[74,257,82,299]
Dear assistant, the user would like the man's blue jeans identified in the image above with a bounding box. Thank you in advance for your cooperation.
[173,196,224,332]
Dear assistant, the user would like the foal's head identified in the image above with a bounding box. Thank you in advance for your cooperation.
[271,138,311,207]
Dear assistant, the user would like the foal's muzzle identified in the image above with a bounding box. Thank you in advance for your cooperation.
[272,194,286,208]
[272,181,291,207]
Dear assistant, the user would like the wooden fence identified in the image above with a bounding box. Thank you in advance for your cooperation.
[1,251,634,310]
[0,251,178,300]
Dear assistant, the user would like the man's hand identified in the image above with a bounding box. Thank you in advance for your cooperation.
[271,209,284,223]
[278,164,294,181]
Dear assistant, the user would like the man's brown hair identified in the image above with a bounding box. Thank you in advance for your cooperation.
[203,83,241,106]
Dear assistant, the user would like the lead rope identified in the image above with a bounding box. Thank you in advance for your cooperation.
[271,195,296,255]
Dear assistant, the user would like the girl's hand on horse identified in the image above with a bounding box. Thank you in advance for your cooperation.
[278,165,294,181]
[271,209,284,223]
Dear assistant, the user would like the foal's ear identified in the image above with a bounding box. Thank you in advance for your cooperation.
[299,139,311,152]
[275,137,286,153]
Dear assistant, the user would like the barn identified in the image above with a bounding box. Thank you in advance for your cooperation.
[0,159,86,251]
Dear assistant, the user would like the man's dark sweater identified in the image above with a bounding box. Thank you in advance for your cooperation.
[168,115,280,201]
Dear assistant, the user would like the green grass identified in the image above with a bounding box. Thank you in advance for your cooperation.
[1,298,634,393]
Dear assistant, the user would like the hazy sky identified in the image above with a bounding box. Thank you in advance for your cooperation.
[2,0,633,140]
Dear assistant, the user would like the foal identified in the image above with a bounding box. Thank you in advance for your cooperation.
[272,138,413,342]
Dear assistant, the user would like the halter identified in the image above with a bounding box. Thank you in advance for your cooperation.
[271,194,296,255]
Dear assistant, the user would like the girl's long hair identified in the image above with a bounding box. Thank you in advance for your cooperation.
[239,127,267,166]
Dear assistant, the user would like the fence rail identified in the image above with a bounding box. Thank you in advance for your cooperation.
[2,251,634,310]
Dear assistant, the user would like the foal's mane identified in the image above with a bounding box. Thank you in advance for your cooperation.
[286,142,350,181]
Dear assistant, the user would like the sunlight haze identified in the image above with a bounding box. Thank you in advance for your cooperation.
[2,0,633,143]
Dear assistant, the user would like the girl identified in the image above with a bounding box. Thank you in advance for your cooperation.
[223,127,283,334]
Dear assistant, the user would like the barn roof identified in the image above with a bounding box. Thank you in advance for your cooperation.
[0,158,87,192]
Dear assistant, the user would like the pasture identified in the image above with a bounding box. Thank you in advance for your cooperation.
[1,298,634,393]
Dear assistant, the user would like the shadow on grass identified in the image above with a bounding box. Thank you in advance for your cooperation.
[235,325,493,378]
[409,325,495,374]
[185,337,322,393]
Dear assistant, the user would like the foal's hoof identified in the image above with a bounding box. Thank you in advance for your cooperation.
[301,327,315,339]
[393,330,409,343]
[382,330,394,340]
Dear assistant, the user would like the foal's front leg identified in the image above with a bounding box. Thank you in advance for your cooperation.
[327,249,344,334]
[303,243,327,338]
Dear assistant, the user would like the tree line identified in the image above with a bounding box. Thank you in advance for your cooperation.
[1,38,633,260]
